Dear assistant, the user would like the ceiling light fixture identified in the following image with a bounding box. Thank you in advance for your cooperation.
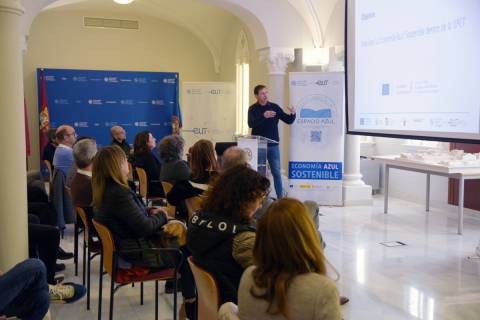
[113,0,135,4]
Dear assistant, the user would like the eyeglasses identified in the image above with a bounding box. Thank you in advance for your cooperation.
[260,192,269,203]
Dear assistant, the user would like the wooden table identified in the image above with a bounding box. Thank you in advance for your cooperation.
[373,155,480,235]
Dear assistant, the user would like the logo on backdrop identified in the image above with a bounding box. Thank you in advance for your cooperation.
[297,94,336,126]
[38,68,181,149]
[244,148,253,162]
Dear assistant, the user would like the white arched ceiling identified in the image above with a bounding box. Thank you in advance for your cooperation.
[202,0,314,49]
[20,0,343,70]
[285,0,341,48]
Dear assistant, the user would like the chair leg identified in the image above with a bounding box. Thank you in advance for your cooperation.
[173,276,178,320]
[87,245,91,310]
[155,280,159,320]
[98,252,103,320]
[109,276,115,320]
[74,221,78,276]
[140,282,144,305]
[82,240,87,286]
[109,257,116,320]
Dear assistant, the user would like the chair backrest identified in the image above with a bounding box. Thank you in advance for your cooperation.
[92,219,116,276]
[161,181,173,193]
[185,196,203,220]
[52,169,75,229]
[161,181,176,217]
[135,167,148,198]
[43,160,53,183]
[127,162,134,181]
[76,207,91,245]
[187,257,220,320]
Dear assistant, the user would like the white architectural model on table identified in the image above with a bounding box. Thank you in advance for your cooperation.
[397,150,480,168]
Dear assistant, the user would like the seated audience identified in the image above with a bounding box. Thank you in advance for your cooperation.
[167,139,218,209]
[52,125,77,177]
[159,134,190,183]
[0,259,50,320]
[187,165,270,304]
[220,198,341,320]
[219,147,273,224]
[66,136,95,187]
[133,131,165,197]
[27,176,73,260]
[219,146,248,172]
[42,127,57,168]
[70,138,97,208]
[110,125,132,157]
[28,215,86,304]
[70,138,98,238]
[92,146,197,319]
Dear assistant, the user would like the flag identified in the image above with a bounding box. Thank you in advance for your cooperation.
[24,99,30,157]
[171,73,182,135]
[172,105,182,135]
[39,69,50,157]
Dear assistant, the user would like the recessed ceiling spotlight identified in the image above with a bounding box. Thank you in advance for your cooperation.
[113,0,135,4]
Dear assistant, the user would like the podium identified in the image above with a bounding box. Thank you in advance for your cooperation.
[235,135,277,176]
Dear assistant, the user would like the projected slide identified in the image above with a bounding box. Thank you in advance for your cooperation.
[347,0,480,141]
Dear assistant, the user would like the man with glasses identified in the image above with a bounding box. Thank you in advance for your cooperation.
[52,125,77,176]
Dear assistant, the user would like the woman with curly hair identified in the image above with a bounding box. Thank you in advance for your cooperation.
[187,165,270,304]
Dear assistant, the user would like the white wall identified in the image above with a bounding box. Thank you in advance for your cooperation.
[23,9,221,169]
[218,19,268,103]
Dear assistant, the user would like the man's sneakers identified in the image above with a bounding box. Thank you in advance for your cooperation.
[49,282,86,303]
[57,247,74,260]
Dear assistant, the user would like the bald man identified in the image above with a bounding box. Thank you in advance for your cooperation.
[52,125,77,176]
[110,126,131,156]
[220,146,248,172]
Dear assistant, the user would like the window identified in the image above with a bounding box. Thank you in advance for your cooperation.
[236,31,249,135]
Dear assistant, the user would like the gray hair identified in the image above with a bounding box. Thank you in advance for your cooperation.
[159,135,185,162]
[73,138,97,169]
[221,146,248,171]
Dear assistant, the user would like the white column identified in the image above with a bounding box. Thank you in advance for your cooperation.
[0,0,29,270]
[258,47,294,172]
[343,134,372,205]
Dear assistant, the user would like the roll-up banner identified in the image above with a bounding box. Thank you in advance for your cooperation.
[288,72,345,205]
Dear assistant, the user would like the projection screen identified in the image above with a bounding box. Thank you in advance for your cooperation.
[346,0,480,142]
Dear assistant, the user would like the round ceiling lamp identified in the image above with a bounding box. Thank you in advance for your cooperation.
[113,0,135,4]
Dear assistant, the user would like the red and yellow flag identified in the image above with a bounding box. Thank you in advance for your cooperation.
[39,69,50,156]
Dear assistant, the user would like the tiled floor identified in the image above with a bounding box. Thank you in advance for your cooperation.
[51,196,480,319]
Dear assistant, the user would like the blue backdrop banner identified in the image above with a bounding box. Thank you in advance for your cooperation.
[37,68,181,148]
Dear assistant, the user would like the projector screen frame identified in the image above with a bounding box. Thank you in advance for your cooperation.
[344,0,480,145]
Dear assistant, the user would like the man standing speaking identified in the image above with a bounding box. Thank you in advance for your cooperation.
[248,85,296,199]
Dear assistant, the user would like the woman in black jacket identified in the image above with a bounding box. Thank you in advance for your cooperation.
[92,145,196,319]
[167,139,218,210]
[187,165,270,304]
[133,131,164,197]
